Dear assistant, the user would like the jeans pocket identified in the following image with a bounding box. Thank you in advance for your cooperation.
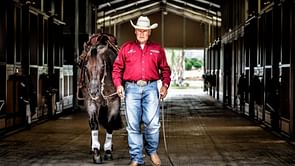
[125,82,131,89]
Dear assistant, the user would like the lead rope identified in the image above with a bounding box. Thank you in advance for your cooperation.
[161,99,175,166]
[100,60,118,101]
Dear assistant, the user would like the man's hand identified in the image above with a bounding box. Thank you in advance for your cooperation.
[116,85,124,98]
[160,85,168,99]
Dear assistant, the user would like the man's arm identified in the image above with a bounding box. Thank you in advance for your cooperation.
[112,47,125,88]
[159,47,171,99]
[159,47,171,88]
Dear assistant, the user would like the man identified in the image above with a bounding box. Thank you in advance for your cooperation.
[112,16,171,166]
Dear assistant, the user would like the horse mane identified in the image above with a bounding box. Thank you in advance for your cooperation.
[86,33,118,53]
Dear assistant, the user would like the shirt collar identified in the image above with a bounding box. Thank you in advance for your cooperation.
[135,40,151,45]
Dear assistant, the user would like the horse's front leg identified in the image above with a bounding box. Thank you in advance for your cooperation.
[104,129,113,160]
[103,97,121,160]
[108,97,120,123]
[87,100,102,164]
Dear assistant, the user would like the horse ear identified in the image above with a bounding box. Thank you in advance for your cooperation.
[83,42,87,49]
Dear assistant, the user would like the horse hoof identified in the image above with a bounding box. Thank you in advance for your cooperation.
[104,150,113,160]
[92,148,102,164]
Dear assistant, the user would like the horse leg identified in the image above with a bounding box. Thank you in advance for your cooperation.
[87,100,102,164]
[103,129,113,160]
[107,98,120,123]
[107,98,122,130]
[103,98,121,160]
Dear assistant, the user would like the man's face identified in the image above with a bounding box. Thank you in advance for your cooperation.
[135,29,151,44]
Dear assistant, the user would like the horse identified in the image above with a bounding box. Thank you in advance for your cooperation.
[77,33,122,164]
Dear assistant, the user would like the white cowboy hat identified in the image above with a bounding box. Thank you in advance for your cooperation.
[130,16,158,30]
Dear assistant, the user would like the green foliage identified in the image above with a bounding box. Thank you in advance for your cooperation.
[185,58,203,70]
[185,61,192,70]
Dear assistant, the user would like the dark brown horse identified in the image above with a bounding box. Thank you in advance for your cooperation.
[78,33,122,164]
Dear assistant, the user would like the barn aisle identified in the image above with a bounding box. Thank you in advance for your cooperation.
[1,87,295,166]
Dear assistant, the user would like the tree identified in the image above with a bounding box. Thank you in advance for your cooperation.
[185,58,203,70]
[169,50,184,85]
[185,61,193,70]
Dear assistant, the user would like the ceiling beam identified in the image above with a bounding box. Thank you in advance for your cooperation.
[97,5,221,29]
[98,0,126,10]
[96,0,221,29]
[97,3,161,29]
[166,7,221,26]
[170,0,217,16]
[191,0,220,8]
[103,0,152,16]
[97,2,160,22]
[166,3,221,25]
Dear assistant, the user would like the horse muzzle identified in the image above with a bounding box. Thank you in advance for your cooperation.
[88,80,100,100]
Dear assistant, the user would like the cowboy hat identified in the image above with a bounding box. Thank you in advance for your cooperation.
[130,16,158,30]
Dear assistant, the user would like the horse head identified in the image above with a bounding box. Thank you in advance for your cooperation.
[85,44,108,100]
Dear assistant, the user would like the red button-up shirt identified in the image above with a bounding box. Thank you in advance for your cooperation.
[112,40,171,88]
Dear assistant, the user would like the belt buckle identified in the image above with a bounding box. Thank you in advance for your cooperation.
[136,80,147,86]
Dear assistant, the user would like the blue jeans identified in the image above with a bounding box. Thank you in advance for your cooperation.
[124,81,160,164]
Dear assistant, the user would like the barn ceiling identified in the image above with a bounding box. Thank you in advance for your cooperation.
[95,0,222,29]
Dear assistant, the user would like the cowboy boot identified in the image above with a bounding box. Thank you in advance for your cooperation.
[150,153,161,166]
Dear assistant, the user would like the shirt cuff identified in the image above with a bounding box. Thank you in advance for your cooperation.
[163,83,169,88]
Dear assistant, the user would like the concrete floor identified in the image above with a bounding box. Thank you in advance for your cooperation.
[1,87,295,166]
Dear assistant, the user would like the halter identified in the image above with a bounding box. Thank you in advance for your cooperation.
[100,60,118,100]
[87,57,118,102]
[77,38,118,103]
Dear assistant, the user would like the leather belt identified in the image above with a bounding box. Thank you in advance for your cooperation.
[128,80,156,87]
